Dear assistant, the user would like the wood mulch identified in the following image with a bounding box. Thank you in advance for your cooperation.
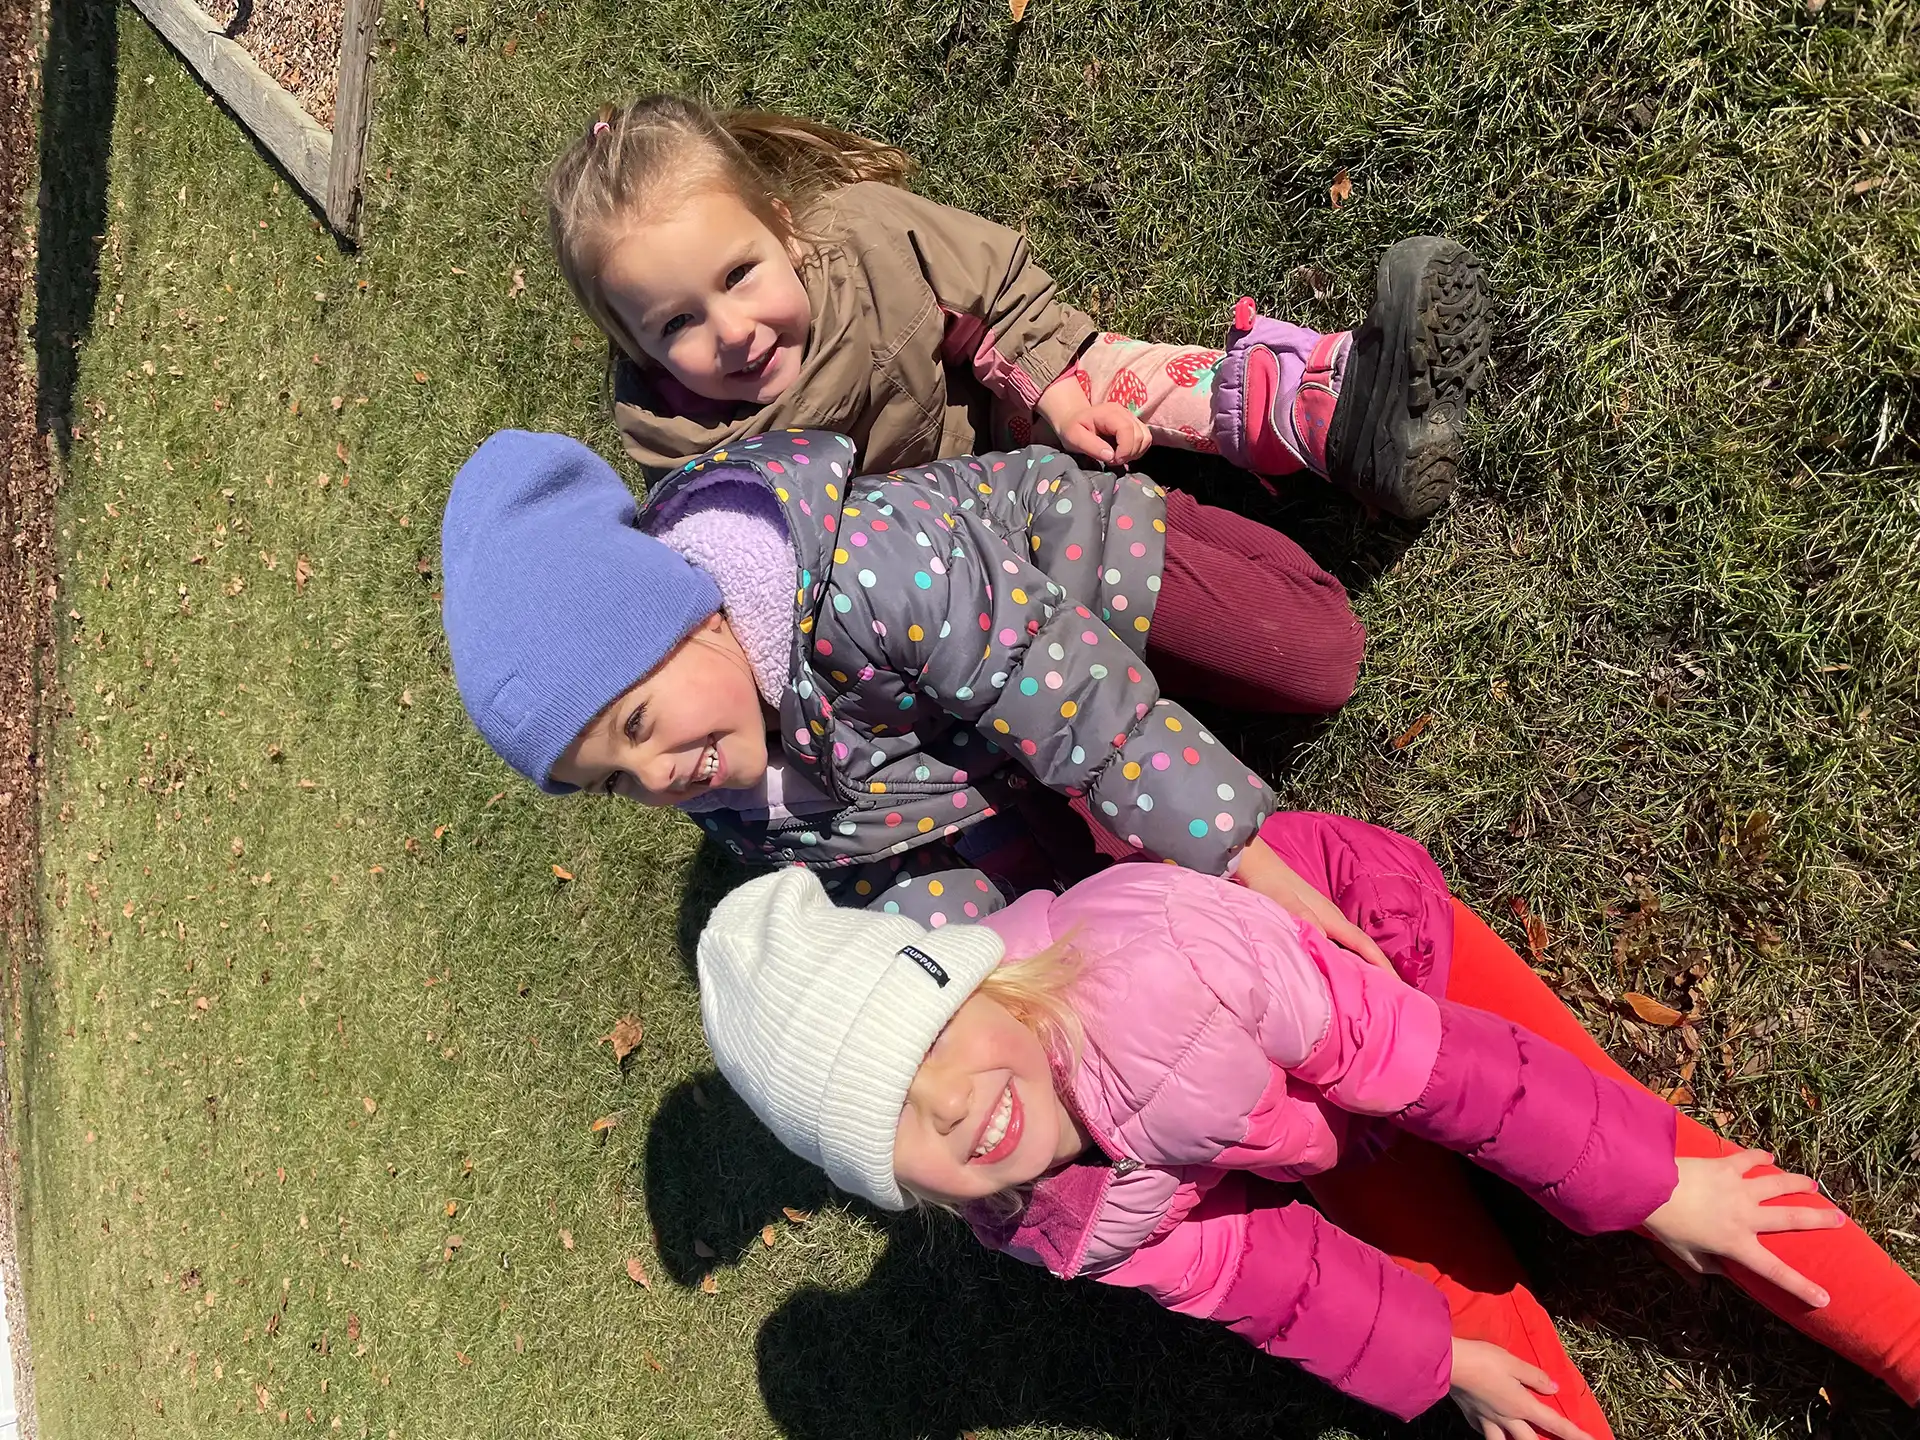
[197,0,345,128]
[1,0,50,1430]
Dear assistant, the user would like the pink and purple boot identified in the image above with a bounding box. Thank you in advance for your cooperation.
[1214,237,1489,519]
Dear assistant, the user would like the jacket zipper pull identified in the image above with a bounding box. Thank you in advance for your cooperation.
[1111,1157,1142,1177]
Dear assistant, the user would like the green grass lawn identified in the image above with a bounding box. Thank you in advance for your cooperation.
[17,0,1920,1435]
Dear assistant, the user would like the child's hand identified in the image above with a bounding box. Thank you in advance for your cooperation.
[1235,837,1397,972]
[1053,402,1152,465]
[1448,1338,1594,1440]
[1036,378,1152,465]
[1641,1149,1845,1309]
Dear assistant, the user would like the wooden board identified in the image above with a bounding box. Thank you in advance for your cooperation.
[130,0,382,241]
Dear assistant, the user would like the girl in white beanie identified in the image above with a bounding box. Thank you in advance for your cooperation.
[697,815,1917,1438]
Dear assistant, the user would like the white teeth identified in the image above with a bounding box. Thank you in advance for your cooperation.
[973,1085,1013,1158]
[698,747,718,782]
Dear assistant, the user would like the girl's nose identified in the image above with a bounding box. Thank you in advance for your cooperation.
[908,1067,971,1134]
[713,303,755,352]
[637,752,679,794]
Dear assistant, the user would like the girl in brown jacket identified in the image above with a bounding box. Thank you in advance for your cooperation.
[544,94,1486,719]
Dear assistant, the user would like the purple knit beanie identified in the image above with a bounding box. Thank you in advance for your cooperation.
[440,430,722,793]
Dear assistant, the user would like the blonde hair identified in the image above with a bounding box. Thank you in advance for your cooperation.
[546,94,913,366]
[900,935,1087,1218]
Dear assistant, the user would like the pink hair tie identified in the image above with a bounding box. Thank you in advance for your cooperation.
[592,120,610,137]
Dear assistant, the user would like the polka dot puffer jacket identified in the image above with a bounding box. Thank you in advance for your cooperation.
[643,430,1275,898]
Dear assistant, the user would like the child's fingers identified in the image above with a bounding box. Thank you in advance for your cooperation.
[1511,1358,1559,1396]
[1524,1403,1595,1440]
[1322,910,1395,970]
[1070,425,1116,463]
[1746,1169,1823,1203]
[1750,1203,1847,1235]
[1736,1241,1830,1308]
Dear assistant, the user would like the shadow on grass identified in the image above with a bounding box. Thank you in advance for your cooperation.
[643,1076,1396,1440]
[34,0,117,452]
[672,834,757,976]
[645,1075,1904,1439]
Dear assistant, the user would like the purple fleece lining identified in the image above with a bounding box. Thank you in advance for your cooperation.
[642,469,798,705]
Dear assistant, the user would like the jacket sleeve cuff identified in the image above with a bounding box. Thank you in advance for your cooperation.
[1220,1203,1453,1420]
[1013,311,1100,401]
[1399,1001,1680,1234]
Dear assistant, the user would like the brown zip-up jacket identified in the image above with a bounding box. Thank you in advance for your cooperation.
[611,182,1098,477]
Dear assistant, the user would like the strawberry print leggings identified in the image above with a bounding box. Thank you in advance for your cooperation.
[1054,335,1228,454]
[1310,902,1920,1433]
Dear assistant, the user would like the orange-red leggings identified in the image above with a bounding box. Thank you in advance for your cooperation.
[1309,900,1920,1433]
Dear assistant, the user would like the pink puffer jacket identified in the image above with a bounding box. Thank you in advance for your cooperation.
[968,812,1678,1420]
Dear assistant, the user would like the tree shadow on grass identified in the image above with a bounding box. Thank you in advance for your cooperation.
[35,0,118,453]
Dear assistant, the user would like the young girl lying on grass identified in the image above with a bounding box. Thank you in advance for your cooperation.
[696,812,1920,1437]
[442,427,1392,962]
[547,95,1489,523]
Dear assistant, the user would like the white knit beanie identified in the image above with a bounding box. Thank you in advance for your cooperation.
[697,869,1006,1210]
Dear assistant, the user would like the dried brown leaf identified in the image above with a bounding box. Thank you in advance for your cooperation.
[361,1096,377,1115]
[589,1113,619,1134]
[1623,993,1686,1027]
[624,1256,649,1287]
[761,1225,776,1248]
[346,1313,361,1341]
[1507,897,1549,964]
[1329,168,1353,208]
[509,268,526,298]
[1390,714,1431,749]
[295,555,312,593]
[782,1207,812,1225]
[559,1228,574,1251]
[602,1015,643,1062]
[444,1200,458,1218]
[700,1273,718,1295]
[551,864,574,881]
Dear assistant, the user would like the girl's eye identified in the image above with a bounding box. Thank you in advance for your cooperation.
[603,770,626,797]
[724,263,753,288]
[661,314,690,338]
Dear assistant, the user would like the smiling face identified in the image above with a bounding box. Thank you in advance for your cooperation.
[892,992,1087,1205]
[549,614,771,805]
[600,188,812,407]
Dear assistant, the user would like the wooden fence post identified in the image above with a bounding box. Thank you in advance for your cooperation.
[325,0,383,240]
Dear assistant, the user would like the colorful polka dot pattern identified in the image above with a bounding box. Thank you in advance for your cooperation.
[820,855,1010,927]
[640,430,1273,877]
